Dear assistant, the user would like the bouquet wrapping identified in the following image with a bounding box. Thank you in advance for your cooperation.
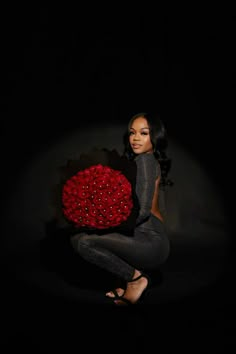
[49,148,139,236]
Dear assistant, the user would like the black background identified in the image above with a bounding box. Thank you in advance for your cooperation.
[1,6,235,352]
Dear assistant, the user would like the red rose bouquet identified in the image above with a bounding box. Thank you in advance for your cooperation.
[49,148,139,236]
[62,164,133,229]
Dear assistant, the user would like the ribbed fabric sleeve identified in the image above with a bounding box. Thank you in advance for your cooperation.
[135,154,161,226]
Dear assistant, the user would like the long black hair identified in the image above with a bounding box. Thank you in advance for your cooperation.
[123,112,173,188]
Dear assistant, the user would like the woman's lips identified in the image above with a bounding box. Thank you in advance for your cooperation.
[132,144,141,149]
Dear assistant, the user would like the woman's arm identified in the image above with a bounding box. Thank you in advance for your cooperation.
[135,154,160,226]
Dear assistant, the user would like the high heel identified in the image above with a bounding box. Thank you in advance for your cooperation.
[106,288,125,299]
[113,272,151,306]
[132,273,151,303]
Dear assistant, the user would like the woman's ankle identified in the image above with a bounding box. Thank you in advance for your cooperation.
[131,269,141,280]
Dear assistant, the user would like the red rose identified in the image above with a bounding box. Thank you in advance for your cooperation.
[62,164,133,229]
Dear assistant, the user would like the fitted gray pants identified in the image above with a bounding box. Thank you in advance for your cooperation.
[70,216,170,282]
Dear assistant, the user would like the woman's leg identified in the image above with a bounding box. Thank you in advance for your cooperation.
[71,229,169,304]
[71,232,136,281]
[71,229,169,281]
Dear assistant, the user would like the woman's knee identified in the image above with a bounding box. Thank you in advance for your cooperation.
[70,232,92,253]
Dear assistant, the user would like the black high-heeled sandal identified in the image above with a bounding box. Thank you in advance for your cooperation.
[113,273,151,306]
[106,288,125,299]
[106,278,126,299]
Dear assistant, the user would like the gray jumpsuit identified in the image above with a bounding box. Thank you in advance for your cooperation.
[70,153,170,281]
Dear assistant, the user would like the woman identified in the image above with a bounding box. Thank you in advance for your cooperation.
[70,112,171,305]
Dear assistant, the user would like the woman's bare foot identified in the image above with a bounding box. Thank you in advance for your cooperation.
[114,271,149,305]
[105,288,125,298]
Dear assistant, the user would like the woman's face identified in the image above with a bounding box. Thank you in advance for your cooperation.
[129,117,153,154]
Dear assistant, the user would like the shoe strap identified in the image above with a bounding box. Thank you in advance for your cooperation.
[129,273,147,282]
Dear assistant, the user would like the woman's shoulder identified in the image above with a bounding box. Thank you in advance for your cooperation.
[135,153,157,162]
[135,153,161,175]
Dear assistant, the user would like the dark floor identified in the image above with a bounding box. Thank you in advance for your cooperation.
[2,224,235,353]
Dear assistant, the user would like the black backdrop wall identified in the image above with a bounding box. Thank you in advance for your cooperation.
[1,7,235,352]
